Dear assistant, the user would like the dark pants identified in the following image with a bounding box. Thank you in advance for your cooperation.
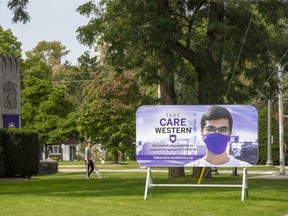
[86,160,94,177]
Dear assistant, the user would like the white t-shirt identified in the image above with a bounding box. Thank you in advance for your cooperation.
[185,155,252,167]
[85,147,92,160]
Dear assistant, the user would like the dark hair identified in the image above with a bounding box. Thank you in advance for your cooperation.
[200,105,233,132]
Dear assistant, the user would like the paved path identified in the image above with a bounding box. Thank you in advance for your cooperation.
[58,166,288,179]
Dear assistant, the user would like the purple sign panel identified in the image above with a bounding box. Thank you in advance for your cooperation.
[3,114,20,128]
[136,105,258,167]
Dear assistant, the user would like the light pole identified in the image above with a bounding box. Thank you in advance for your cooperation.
[266,99,274,165]
[277,65,286,175]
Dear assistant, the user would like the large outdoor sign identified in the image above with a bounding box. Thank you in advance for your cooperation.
[136,105,258,167]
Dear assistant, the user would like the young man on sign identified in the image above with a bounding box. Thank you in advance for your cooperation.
[185,105,252,167]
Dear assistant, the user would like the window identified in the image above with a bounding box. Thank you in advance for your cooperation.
[50,145,60,154]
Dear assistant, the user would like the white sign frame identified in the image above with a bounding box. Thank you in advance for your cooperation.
[144,167,248,201]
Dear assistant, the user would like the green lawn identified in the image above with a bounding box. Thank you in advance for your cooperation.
[58,160,283,172]
[0,168,287,216]
[58,160,140,166]
[58,160,142,170]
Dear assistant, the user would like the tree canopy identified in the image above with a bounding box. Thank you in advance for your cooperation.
[77,71,141,163]
[77,0,288,105]
[25,41,70,67]
[0,26,22,57]
[21,41,77,158]
[76,0,288,176]
[7,0,30,24]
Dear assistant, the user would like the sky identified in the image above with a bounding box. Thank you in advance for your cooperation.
[0,0,91,65]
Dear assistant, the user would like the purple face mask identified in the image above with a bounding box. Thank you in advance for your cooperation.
[203,133,230,155]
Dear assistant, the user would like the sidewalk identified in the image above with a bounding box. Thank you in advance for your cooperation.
[58,167,166,173]
[249,166,288,179]
[58,165,288,179]
[219,169,288,179]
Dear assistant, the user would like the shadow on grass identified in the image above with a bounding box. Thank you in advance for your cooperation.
[1,172,287,201]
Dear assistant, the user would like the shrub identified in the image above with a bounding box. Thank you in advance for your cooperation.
[0,129,39,178]
[0,145,5,177]
[50,156,60,161]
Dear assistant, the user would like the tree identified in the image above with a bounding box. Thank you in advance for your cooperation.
[77,71,141,163]
[77,0,288,103]
[7,0,30,24]
[0,26,22,57]
[21,41,77,158]
[76,0,288,176]
[59,52,100,107]
[21,74,75,157]
[25,41,70,67]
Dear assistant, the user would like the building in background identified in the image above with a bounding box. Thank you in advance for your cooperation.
[47,135,82,161]
[90,37,106,65]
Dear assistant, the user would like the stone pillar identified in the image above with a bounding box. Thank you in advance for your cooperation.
[0,54,21,128]
[39,159,58,174]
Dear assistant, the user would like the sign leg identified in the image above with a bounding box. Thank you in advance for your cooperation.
[144,167,151,200]
[241,168,248,201]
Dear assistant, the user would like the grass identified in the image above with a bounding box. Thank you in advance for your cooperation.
[58,160,139,166]
[0,163,288,216]
[58,160,142,170]
[58,160,284,172]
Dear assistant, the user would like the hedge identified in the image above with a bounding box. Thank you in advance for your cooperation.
[0,129,39,178]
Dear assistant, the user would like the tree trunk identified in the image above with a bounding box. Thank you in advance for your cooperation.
[112,150,119,164]
[195,2,225,176]
[198,1,225,104]
[168,167,185,178]
[159,63,177,105]
[193,167,212,178]
[167,1,225,105]
[170,2,225,176]
[158,53,185,178]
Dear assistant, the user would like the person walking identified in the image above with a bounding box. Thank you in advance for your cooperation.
[92,146,103,179]
[85,141,94,179]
